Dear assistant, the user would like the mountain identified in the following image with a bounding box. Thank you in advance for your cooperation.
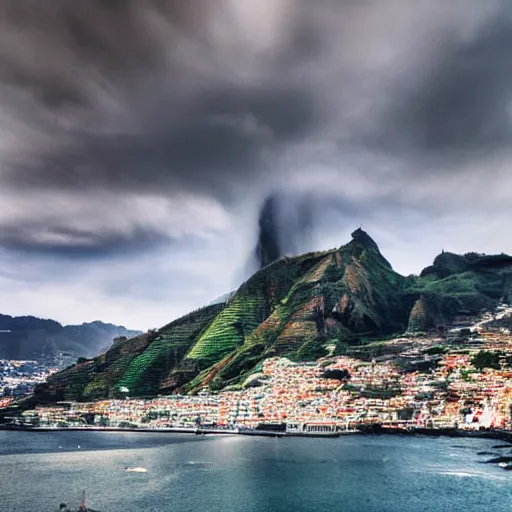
[0,316,141,360]
[34,229,512,402]
[406,251,512,331]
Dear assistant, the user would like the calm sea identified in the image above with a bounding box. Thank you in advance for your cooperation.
[0,431,511,512]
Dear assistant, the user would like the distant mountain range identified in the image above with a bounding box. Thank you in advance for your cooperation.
[0,315,141,360]
[35,228,512,403]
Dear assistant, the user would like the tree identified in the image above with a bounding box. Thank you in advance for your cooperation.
[472,351,501,371]
[321,369,351,381]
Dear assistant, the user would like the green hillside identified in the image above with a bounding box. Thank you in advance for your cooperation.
[34,305,223,401]
[36,229,512,401]
[406,251,512,330]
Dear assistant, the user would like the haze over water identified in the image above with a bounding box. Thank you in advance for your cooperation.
[1,431,511,512]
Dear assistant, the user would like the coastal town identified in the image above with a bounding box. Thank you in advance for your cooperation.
[6,304,512,436]
[0,357,61,407]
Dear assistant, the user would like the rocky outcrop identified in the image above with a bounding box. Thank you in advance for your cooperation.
[407,296,441,332]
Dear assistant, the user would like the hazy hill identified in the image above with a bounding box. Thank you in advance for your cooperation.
[0,316,141,360]
[35,229,512,402]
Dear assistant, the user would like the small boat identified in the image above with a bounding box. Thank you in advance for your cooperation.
[498,462,512,470]
[124,466,148,473]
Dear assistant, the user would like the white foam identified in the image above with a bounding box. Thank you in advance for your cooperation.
[440,471,478,477]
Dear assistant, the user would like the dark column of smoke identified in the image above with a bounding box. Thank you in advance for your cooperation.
[278,193,314,257]
[254,194,282,268]
[253,192,315,270]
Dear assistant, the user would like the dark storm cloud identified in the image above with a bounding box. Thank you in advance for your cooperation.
[0,0,323,254]
[0,0,318,193]
[0,222,172,258]
[3,0,512,329]
[0,0,511,258]
[0,0,198,81]
[8,86,316,195]
[378,5,512,154]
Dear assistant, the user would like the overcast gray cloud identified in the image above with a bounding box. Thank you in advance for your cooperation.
[1,0,512,329]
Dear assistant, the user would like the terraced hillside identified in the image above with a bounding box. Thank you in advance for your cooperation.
[36,229,512,400]
[34,304,224,401]
[34,331,156,402]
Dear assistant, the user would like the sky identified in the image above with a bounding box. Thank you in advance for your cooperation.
[1,0,512,330]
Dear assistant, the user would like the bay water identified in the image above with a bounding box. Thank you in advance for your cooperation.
[0,431,511,511]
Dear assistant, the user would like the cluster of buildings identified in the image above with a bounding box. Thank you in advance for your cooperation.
[11,305,512,433]
[0,359,59,400]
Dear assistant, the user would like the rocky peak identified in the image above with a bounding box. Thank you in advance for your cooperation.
[348,228,392,269]
[350,228,379,249]
[420,251,469,278]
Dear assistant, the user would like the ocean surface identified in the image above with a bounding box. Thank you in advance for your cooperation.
[0,431,511,512]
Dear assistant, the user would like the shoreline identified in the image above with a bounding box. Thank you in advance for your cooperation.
[363,425,512,443]
[0,424,343,438]
[1,423,512,442]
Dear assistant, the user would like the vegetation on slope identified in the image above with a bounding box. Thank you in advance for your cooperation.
[35,305,223,401]
[116,304,224,396]
[37,229,512,400]
[405,251,512,328]
[34,331,156,402]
